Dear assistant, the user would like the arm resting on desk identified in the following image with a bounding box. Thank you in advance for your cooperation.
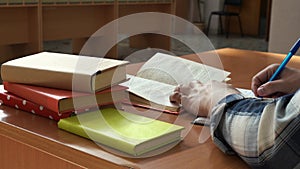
[210,91,300,169]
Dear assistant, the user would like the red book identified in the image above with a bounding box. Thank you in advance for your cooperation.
[0,85,73,121]
[3,82,127,114]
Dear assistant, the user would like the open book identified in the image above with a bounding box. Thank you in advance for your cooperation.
[237,88,256,98]
[121,53,231,113]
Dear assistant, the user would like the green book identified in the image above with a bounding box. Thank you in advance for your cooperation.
[58,108,184,156]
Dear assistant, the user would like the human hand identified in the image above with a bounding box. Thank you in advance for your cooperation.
[251,64,300,97]
[169,81,240,117]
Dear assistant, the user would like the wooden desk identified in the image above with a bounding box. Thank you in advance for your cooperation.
[181,48,300,89]
[3,48,300,169]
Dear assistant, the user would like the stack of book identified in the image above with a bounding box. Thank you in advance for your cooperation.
[0,52,185,156]
[0,52,129,121]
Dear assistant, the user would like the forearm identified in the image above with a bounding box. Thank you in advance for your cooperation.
[210,92,300,169]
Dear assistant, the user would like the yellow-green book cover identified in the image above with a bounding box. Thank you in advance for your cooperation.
[58,108,184,156]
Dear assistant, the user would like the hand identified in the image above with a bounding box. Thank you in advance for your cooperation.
[251,64,300,97]
[169,81,240,117]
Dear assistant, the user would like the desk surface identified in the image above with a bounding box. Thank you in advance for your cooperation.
[2,48,300,169]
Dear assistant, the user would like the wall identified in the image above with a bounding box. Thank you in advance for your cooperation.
[182,0,223,33]
[203,0,222,34]
[268,0,300,55]
[173,0,222,34]
[175,0,191,20]
[201,0,261,36]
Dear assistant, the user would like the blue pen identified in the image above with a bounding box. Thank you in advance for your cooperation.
[269,38,300,81]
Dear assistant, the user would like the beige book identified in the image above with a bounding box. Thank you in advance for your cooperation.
[121,52,231,112]
[1,52,129,93]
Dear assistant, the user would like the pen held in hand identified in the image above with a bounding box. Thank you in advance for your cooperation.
[269,38,300,82]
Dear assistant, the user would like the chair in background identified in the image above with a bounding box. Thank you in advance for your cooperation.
[206,0,244,38]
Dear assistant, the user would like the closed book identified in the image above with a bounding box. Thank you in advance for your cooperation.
[58,108,184,156]
[3,82,127,113]
[0,85,73,121]
[1,52,129,92]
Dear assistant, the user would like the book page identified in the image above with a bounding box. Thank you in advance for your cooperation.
[236,88,256,98]
[122,75,178,109]
[136,53,230,85]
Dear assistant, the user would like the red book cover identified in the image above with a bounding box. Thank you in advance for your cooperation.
[3,82,127,113]
[0,85,73,121]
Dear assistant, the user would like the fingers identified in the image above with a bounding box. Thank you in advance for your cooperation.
[250,64,300,97]
[251,64,279,96]
[256,83,272,97]
[169,91,181,104]
[177,81,203,95]
[174,85,180,92]
[251,75,263,96]
[170,81,237,117]
[256,79,286,97]
[170,81,203,107]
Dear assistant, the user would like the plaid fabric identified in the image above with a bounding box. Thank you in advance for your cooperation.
[210,90,300,169]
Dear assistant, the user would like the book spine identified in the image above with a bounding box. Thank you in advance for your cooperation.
[0,92,72,121]
[3,82,60,112]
